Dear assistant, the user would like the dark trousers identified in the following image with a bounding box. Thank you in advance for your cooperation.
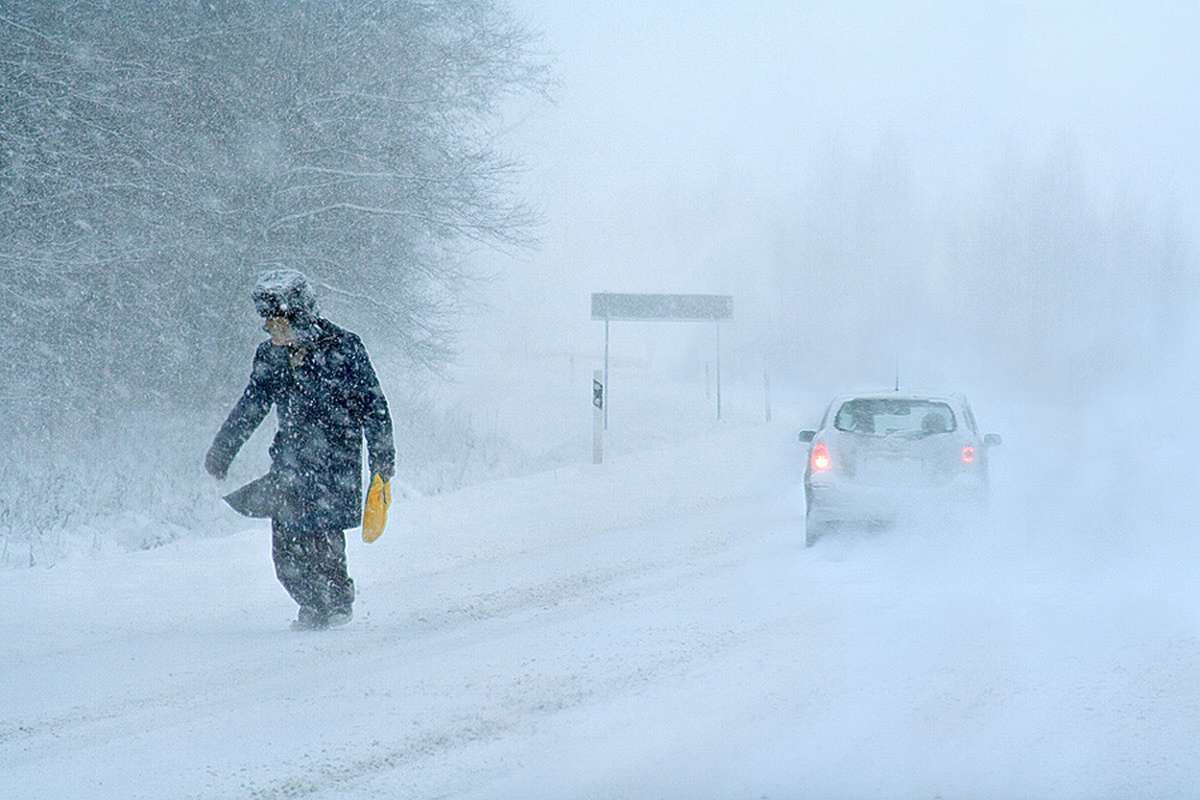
[271,519,355,613]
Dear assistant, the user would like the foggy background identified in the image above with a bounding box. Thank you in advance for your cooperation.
[476,1,1198,395]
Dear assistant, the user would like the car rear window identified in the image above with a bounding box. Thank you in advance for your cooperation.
[834,399,957,436]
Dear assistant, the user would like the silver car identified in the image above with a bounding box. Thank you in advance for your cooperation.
[799,392,1001,546]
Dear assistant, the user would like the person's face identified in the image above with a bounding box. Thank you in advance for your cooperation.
[263,315,296,347]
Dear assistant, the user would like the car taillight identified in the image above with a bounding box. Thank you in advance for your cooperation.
[961,444,976,464]
[811,442,832,473]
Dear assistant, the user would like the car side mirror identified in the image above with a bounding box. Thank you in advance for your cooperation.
[798,430,816,443]
[984,433,1002,447]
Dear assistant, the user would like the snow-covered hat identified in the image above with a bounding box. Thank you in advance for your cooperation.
[252,269,317,319]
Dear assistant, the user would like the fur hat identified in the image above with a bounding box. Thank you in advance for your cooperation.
[252,269,317,319]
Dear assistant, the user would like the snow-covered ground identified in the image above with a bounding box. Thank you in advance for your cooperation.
[3,404,1198,798]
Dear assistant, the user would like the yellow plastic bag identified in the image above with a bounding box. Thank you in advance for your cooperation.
[362,474,391,543]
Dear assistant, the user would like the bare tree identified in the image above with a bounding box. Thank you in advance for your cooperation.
[0,0,549,416]
[769,138,1195,395]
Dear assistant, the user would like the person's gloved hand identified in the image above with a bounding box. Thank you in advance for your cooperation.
[205,446,229,480]
[362,473,391,543]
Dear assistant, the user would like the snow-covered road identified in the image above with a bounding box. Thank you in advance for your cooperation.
[3,423,1198,798]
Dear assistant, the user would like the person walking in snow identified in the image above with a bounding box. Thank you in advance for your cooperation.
[205,269,395,630]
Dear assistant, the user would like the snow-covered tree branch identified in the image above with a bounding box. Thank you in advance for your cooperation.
[0,0,549,413]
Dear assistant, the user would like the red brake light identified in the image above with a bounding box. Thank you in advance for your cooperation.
[961,444,976,464]
[811,442,832,473]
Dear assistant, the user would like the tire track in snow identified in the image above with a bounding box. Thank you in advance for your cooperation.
[240,570,804,800]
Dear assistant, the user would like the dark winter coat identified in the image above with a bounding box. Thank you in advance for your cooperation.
[208,319,394,531]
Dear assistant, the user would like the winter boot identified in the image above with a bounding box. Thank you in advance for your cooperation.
[290,606,325,631]
[324,606,353,628]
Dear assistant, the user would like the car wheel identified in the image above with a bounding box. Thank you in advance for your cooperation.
[805,523,819,548]
[805,508,831,548]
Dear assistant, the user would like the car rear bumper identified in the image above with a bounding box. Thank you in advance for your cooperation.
[806,474,986,524]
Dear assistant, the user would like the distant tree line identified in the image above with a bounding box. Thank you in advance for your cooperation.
[0,0,548,425]
[768,139,1194,396]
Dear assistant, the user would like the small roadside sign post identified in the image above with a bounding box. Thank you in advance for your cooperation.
[715,319,722,421]
[763,366,772,423]
[603,318,610,429]
[591,293,733,427]
[592,370,604,464]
